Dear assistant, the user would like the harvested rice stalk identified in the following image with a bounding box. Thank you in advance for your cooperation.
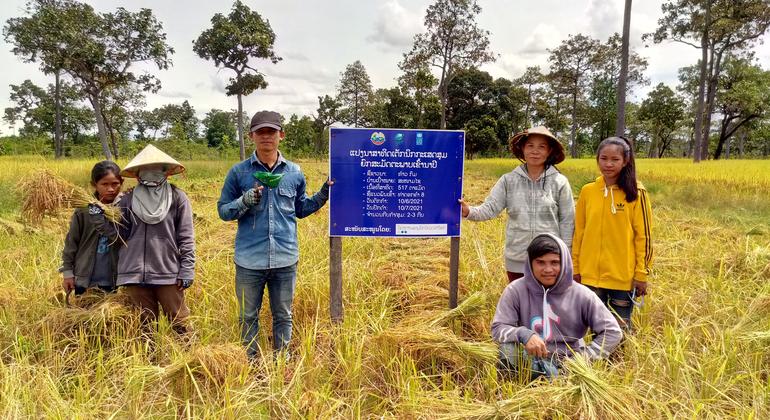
[554,355,642,419]
[38,292,141,345]
[16,169,122,223]
[159,344,250,397]
[376,324,498,367]
[426,291,490,328]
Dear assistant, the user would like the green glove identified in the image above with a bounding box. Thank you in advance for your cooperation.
[253,171,284,188]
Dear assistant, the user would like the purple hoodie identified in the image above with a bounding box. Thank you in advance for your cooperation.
[491,233,622,360]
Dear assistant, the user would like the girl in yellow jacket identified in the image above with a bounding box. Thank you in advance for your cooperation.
[572,136,652,329]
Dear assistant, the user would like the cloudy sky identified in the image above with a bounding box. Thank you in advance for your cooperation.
[1,0,769,134]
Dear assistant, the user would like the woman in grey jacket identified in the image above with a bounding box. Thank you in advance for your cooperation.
[460,126,575,282]
[92,145,195,335]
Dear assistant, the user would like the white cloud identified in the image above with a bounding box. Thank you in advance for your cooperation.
[584,0,622,41]
[261,64,337,85]
[519,23,562,57]
[157,90,192,99]
[365,0,423,50]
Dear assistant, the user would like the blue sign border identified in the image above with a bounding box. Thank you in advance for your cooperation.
[329,127,465,237]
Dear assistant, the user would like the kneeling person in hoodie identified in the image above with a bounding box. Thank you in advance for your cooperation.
[491,233,622,380]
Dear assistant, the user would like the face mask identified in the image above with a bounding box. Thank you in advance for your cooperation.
[137,168,167,187]
[253,171,283,188]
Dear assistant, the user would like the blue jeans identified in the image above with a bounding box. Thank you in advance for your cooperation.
[586,286,634,329]
[498,342,561,381]
[235,263,297,357]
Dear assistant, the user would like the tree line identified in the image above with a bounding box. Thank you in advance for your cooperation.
[3,0,770,161]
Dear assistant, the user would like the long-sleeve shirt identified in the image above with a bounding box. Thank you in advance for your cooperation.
[572,176,653,291]
[491,233,623,360]
[217,151,329,270]
[467,165,575,273]
[93,187,196,286]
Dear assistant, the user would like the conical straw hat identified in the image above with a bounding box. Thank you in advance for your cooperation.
[509,126,566,164]
[120,144,185,178]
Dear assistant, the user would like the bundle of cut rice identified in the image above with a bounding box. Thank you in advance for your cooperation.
[16,169,121,223]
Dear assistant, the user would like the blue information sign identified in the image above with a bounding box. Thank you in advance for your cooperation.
[329,128,465,237]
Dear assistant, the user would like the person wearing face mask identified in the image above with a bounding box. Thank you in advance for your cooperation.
[91,144,196,336]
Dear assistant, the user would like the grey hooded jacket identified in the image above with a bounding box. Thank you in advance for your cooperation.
[467,165,574,273]
[491,233,622,360]
[93,186,195,286]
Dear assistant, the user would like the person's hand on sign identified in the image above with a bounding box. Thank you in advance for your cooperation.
[325,177,334,187]
[458,196,470,218]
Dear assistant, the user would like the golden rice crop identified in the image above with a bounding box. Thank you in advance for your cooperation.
[16,169,121,224]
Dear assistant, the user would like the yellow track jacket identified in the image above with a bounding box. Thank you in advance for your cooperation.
[572,176,653,291]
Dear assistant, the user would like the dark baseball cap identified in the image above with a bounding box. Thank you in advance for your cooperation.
[250,110,282,132]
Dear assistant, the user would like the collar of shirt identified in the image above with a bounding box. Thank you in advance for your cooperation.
[249,150,286,172]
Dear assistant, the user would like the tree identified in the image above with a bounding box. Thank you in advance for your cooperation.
[591,34,648,143]
[134,109,163,140]
[194,0,281,160]
[31,2,174,160]
[648,0,770,161]
[155,101,199,140]
[336,60,373,127]
[4,0,74,158]
[516,66,543,127]
[464,116,499,158]
[100,84,145,156]
[3,79,93,146]
[548,34,601,157]
[638,83,686,157]
[713,56,770,159]
[202,109,237,148]
[398,61,438,129]
[283,114,316,155]
[616,0,633,136]
[401,0,495,129]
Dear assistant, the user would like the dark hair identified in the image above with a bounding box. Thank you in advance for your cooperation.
[596,136,638,202]
[527,235,561,262]
[91,160,122,185]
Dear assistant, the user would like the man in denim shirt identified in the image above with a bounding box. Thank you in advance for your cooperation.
[218,110,331,359]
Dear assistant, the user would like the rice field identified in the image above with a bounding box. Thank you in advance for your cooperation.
[0,155,769,418]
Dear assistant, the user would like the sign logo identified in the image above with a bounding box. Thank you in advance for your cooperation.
[394,133,404,146]
[370,132,386,145]
[416,132,423,146]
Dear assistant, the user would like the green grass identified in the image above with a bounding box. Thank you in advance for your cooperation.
[0,156,769,418]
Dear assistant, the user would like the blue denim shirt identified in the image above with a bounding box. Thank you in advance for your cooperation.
[218,151,329,270]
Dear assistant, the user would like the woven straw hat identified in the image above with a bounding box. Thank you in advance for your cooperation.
[509,126,566,164]
[120,144,185,178]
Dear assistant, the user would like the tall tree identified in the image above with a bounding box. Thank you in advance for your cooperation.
[516,66,543,127]
[398,61,438,129]
[336,60,373,128]
[194,0,281,159]
[592,34,649,144]
[548,34,601,157]
[638,83,686,157]
[4,79,93,144]
[4,0,79,158]
[100,84,145,156]
[616,0,633,136]
[648,0,770,161]
[712,55,770,159]
[401,0,495,129]
[31,2,173,159]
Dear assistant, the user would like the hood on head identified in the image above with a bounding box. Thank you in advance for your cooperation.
[522,233,574,294]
